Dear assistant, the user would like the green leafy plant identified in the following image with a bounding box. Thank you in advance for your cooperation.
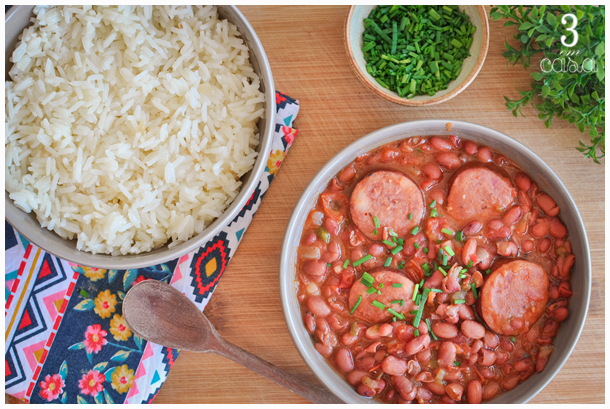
[490,5,605,163]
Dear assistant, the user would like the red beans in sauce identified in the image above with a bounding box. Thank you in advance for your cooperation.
[296,136,574,403]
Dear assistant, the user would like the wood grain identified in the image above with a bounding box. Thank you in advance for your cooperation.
[6,5,604,405]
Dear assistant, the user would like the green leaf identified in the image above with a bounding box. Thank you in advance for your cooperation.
[59,360,68,380]
[542,85,551,97]
[123,269,139,291]
[87,351,93,365]
[595,41,605,57]
[69,342,86,350]
[104,390,114,404]
[93,361,109,372]
[74,299,95,311]
[108,269,119,284]
[134,334,143,351]
[596,68,604,82]
[545,37,553,47]
[61,392,67,404]
[94,392,104,405]
[560,5,571,13]
[110,350,131,362]
[72,265,85,274]
[531,72,546,81]
[77,395,89,404]
[519,22,534,30]
[117,291,126,300]
[104,367,116,383]
[546,12,556,27]
[503,21,517,27]
[490,12,503,20]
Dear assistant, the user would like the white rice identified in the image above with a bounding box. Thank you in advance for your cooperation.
[5,5,265,255]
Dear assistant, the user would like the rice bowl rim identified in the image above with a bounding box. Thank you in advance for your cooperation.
[4,5,276,269]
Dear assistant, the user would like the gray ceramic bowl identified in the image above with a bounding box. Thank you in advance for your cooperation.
[280,120,590,404]
[5,5,275,269]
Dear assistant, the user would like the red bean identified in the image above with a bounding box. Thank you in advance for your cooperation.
[303,230,317,245]
[436,152,461,169]
[328,314,348,331]
[437,341,457,368]
[461,320,485,339]
[416,385,433,402]
[356,355,376,371]
[335,348,354,372]
[416,347,432,363]
[479,349,497,366]
[531,219,550,237]
[392,375,414,400]
[502,206,523,225]
[338,166,356,183]
[368,243,384,257]
[381,147,400,162]
[462,239,477,265]
[467,380,482,404]
[558,282,573,298]
[563,254,575,277]
[366,325,381,340]
[430,189,446,205]
[346,370,369,386]
[384,389,395,402]
[449,135,461,149]
[462,220,483,236]
[496,241,518,257]
[477,147,493,163]
[407,360,421,377]
[483,331,499,349]
[304,259,327,277]
[500,337,514,352]
[471,339,483,354]
[431,137,453,151]
[538,238,551,253]
[324,217,339,236]
[483,382,501,401]
[514,172,531,191]
[537,194,560,216]
[514,358,533,372]
[379,323,393,337]
[418,320,429,335]
[552,307,569,322]
[382,355,407,375]
[405,334,431,355]
[536,345,554,372]
[495,351,509,365]
[304,312,316,333]
[426,381,446,396]
[459,304,475,321]
[467,352,479,367]
[464,141,478,155]
[357,383,376,397]
[495,154,508,166]
[315,342,333,357]
[307,296,330,317]
[549,218,567,238]
[565,241,572,253]
[487,224,511,240]
[479,367,495,379]
[542,319,560,337]
[446,383,464,401]
[518,191,533,212]
[501,376,520,391]
[432,322,459,339]
[522,239,534,253]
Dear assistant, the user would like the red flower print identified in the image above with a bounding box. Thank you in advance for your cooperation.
[282,126,296,148]
[83,324,108,354]
[133,276,151,286]
[39,373,65,401]
[276,93,287,106]
[78,370,105,397]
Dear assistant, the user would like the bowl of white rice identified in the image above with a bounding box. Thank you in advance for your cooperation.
[5,5,275,269]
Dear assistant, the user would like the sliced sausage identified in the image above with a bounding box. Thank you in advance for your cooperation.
[446,167,517,221]
[350,171,424,240]
[480,260,549,336]
[348,268,416,324]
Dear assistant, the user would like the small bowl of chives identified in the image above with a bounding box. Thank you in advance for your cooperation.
[345,5,489,106]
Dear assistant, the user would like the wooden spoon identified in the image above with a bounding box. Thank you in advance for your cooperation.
[123,280,343,404]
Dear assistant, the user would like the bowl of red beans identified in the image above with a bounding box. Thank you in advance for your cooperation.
[279,120,590,404]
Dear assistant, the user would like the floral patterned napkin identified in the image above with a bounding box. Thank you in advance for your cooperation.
[4,91,300,403]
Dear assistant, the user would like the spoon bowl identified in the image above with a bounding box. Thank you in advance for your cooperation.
[123,280,343,404]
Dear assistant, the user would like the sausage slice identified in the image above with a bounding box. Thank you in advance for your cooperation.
[446,167,517,221]
[350,171,424,240]
[480,260,549,336]
[348,268,416,324]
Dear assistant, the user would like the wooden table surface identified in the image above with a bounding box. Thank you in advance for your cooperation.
[6,5,604,406]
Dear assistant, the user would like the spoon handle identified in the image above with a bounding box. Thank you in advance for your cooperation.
[211,337,344,404]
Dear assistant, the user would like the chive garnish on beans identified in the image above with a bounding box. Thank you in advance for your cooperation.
[431,288,443,293]
[412,284,420,301]
[511,337,517,343]
[391,245,404,255]
[393,283,403,288]
[387,308,405,320]
[444,246,455,256]
[408,213,413,220]
[399,261,405,268]
[391,299,402,304]
[456,231,464,242]
[388,229,398,237]
[454,360,460,366]
[400,300,405,306]
[441,228,454,236]
[360,271,374,287]
[379,283,384,288]
[384,257,392,267]
[350,295,362,314]
[397,238,404,245]
[429,200,436,208]
[423,248,429,254]
[471,282,478,299]
[373,215,381,228]
[366,287,377,295]
[411,226,420,235]
[426,318,437,341]
[454,299,466,304]
[393,316,397,322]
[442,254,448,266]
[383,239,395,246]
[430,208,439,218]
[468,260,473,268]
[414,243,420,249]
[413,287,431,328]
[438,266,447,276]
[422,263,430,274]
[486,269,492,274]
[420,278,424,287]
[415,294,421,305]
[326,263,331,267]
[414,329,420,337]
[372,300,385,309]
[374,229,378,235]
[353,254,373,267]
[342,259,350,268]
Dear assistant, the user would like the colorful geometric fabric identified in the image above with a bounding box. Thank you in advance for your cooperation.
[4,91,300,404]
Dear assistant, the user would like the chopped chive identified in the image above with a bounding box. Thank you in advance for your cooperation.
[414,243,420,249]
[415,294,421,305]
[444,246,455,256]
[429,200,436,208]
[383,240,395,246]
[410,310,417,314]
[459,274,467,279]
[384,257,392,267]
[461,269,468,274]
[379,283,384,288]
[423,248,429,254]
[454,360,460,367]
[420,278,424,287]
[374,229,378,235]
[454,299,466,304]
[431,288,443,293]
[353,254,373,267]
[366,287,377,294]
[342,259,350,268]
[441,228,454,236]
[397,238,404,245]
[411,226,420,235]
[377,290,382,295]
[393,316,397,322]
[387,308,405,320]
[471,283,478,299]
[391,299,402,304]
[393,283,403,288]
[414,329,420,337]
[442,254,448,266]
[486,269,492,274]
[456,231,464,242]
[388,229,398,237]
[373,215,381,228]
[468,260,473,268]
[391,245,404,255]
[327,263,331,267]
[422,263,430,274]
[372,300,385,309]
[430,208,439,218]
[360,271,374,287]
[426,318,437,341]
[413,287,431,328]
[350,295,362,314]
[399,261,405,268]
[438,248,444,259]
[412,284,420,301]
[511,336,517,343]
[400,300,405,306]
[438,266,447,276]
[408,213,413,220]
